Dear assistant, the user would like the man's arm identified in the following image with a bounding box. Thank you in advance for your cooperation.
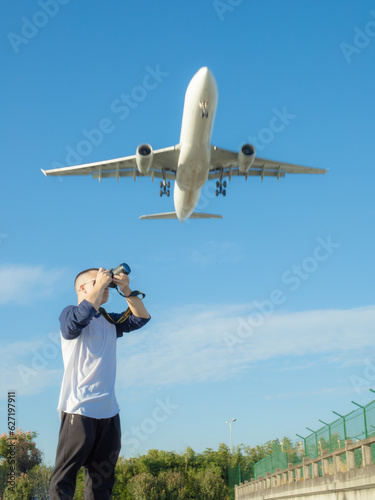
[59,301,97,340]
[84,268,113,311]
[113,273,150,319]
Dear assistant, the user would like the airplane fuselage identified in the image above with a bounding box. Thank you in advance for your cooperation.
[174,67,218,221]
[41,67,327,221]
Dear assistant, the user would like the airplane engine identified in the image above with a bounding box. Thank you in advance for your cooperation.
[136,144,153,174]
[238,144,256,174]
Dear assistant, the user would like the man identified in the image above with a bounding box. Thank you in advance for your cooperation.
[49,267,150,499]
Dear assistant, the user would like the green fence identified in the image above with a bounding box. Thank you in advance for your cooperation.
[230,396,375,493]
[301,398,375,459]
[253,443,288,478]
[228,464,252,499]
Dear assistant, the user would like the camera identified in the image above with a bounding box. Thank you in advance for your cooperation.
[108,263,131,288]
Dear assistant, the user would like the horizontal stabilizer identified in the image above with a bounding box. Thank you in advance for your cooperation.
[139,212,222,221]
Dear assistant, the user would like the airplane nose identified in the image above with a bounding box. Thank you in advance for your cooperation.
[197,66,212,82]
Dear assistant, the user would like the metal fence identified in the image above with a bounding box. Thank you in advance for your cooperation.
[228,465,252,499]
[253,443,288,478]
[300,398,375,459]
[231,396,375,493]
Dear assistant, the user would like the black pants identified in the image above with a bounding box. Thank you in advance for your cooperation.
[49,412,121,500]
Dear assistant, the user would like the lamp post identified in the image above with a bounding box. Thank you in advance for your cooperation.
[226,418,237,453]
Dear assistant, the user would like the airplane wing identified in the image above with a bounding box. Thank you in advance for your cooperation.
[208,146,327,181]
[41,146,180,181]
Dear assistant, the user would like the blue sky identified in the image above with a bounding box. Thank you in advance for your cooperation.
[1,0,375,465]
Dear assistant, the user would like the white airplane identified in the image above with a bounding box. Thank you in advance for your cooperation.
[42,67,327,222]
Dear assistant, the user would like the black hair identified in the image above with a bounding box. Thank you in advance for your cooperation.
[74,268,99,288]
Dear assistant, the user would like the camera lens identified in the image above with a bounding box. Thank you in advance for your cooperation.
[112,263,131,276]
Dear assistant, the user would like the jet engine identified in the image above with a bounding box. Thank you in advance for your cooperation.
[136,144,153,174]
[238,144,256,174]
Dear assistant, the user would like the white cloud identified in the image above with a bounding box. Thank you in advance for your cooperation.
[2,303,374,399]
[117,304,375,388]
[0,332,63,397]
[264,387,341,401]
[0,264,66,305]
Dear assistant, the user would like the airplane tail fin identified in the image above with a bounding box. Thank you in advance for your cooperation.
[139,212,222,221]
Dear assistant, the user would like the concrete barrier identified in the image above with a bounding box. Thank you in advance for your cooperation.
[235,435,375,500]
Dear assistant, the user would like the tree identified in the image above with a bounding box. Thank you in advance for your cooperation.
[29,464,53,500]
[3,472,33,500]
[0,429,43,499]
[127,472,159,500]
[0,429,42,476]
[188,466,228,500]
[280,436,302,464]
[158,470,190,499]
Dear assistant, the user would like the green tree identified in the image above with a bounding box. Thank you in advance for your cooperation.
[158,470,189,499]
[0,429,43,499]
[3,472,32,500]
[127,472,159,500]
[72,467,85,500]
[29,464,53,500]
[0,430,42,476]
[188,466,228,500]
[112,457,137,500]
[280,436,301,464]
[2,464,53,500]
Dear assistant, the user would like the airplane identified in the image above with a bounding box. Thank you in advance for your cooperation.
[41,67,327,222]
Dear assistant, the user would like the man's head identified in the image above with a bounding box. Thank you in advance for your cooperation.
[75,268,109,305]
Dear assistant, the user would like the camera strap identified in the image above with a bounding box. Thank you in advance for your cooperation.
[115,288,146,300]
[99,307,132,325]
[98,291,146,325]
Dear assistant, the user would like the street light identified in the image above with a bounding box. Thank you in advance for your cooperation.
[226,418,237,453]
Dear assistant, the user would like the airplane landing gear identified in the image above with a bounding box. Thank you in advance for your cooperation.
[160,180,170,197]
[215,180,227,197]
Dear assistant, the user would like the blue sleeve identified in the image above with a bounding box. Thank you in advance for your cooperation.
[109,312,151,338]
[59,300,98,340]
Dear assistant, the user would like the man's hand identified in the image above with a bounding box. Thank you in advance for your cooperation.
[112,272,150,319]
[83,268,112,311]
[95,268,113,290]
[112,272,131,296]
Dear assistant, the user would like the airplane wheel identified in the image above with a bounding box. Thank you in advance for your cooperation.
[167,190,170,197]
[160,190,163,197]
[223,181,227,188]
[215,189,219,197]
[160,181,163,188]
[216,181,220,188]
[167,182,170,188]
[223,189,226,196]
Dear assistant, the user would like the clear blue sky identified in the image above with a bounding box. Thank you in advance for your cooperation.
[1,0,375,465]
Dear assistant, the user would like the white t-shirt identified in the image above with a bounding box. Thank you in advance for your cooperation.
[57,299,149,419]
[58,313,120,418]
